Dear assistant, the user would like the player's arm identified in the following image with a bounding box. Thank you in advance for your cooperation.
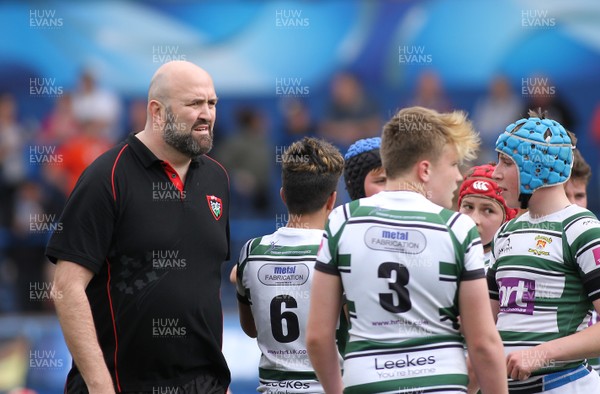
[460,277,508,394]
[490,299,500,323]
[229,265,237,285]
[306,270,343,394]
[52,260,115,394]
[236,300,257,338]
[506,298,600,381]
[234,256,257,338]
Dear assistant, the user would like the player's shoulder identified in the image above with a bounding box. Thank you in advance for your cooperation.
[439,208,478,242]
[562,205,599,227]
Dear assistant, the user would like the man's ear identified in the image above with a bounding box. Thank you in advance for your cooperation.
[148,99,164,123]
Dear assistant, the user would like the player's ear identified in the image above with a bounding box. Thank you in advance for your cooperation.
[279,187,287,206]
[417,160,431,183]
[325,191,337,211]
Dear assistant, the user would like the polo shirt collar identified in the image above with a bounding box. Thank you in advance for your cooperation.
[126,133,201,169]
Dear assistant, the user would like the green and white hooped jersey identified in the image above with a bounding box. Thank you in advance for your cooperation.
[488,205,600,378]
[316,191,485,394]
[237,227,339,393]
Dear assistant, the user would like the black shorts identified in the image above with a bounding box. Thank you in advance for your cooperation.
[66,370,227,394]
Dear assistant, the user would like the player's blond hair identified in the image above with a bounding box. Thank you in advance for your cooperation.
[381,106,479,178]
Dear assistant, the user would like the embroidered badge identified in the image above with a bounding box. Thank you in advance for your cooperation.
[206,195,223,220]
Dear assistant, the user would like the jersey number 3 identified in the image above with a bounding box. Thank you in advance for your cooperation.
[378,262,411,313]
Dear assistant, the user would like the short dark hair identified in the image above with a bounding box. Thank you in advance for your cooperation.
[571,148,591,186]
[282,137,344,214]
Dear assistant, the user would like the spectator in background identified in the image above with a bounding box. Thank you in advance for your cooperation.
[213,107,272,216]
[0,93,26,227]
[278,98,316,146]
[410,70,451,112]
[520,74,575,130]
[71,69,122,143]
[8,180,58,312]
[44,119,113,196]
[39,93,80,145]
[318,71,381,148]
[472,76,522,163]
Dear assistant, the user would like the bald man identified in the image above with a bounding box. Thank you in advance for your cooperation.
[47,61,231,393]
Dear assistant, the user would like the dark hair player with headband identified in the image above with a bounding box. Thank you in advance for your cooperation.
[343,137,386,200]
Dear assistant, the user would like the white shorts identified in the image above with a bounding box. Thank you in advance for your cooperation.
[509,364,600,393]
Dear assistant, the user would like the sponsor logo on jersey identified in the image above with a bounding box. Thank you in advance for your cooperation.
[527,235,552,256]
[498,277,535,314]
[265,241,281,254]
[264,381,311,390]
[581,219,600,227]
[593,247,600,266]
[497,238,512,256]
[258,263,309,286]
[373,354,437,379]
[375,354,436,370]
[364,226,426,254]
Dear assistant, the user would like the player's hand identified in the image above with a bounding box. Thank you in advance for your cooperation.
[506,348,548,381]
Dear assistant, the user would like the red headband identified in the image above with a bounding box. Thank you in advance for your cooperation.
[458,163,517,222]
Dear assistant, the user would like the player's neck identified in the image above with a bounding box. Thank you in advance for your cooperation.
[285,210,327,230]
[526,186,572,218]
[385,175,427,196]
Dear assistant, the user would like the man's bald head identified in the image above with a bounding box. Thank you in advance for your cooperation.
[148,61,214,104]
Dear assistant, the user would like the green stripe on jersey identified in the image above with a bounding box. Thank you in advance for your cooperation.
[350,207,449,226]
[339,254,352,268]
[344,373,467,394]
[250,243,319,256]
[439,261,458,278]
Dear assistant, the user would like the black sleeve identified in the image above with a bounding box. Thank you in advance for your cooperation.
[315,261,340,276]
[487,267,499,300]
[45,159,116,274]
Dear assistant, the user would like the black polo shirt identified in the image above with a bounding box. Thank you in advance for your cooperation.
[46,133,231,392]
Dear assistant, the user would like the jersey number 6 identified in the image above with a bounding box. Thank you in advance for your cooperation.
[270,295,300,343]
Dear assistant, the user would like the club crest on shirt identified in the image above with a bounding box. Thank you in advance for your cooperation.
[206,195,223,220]
[528,235,551,256]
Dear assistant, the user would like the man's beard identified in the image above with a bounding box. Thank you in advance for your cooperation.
[162,108,213,157]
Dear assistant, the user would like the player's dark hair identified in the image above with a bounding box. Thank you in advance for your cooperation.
[282,137,344,215]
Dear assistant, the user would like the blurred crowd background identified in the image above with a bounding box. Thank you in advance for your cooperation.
[1,0,600,393]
